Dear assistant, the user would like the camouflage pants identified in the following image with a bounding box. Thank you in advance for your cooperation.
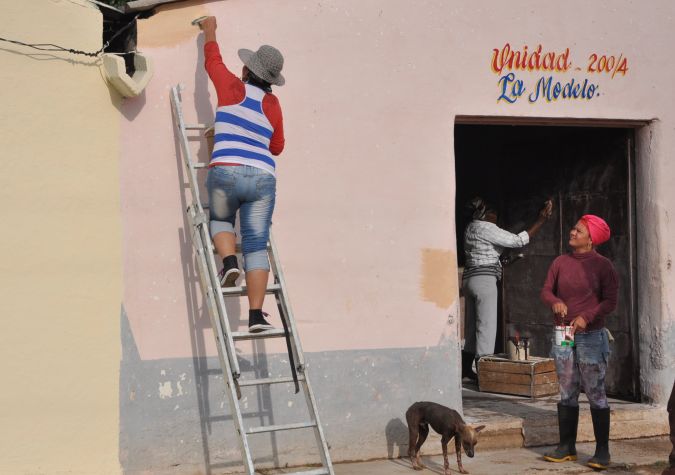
[551,329,610,410]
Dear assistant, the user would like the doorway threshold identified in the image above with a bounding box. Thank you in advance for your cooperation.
[461,382,668,449]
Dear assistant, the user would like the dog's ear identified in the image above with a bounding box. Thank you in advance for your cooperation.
[474,425,486,433]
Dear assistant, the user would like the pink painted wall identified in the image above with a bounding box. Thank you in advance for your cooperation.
[120,0,675,403]
[121,0,459,360]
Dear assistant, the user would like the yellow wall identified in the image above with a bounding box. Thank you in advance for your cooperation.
[0,1,121,473]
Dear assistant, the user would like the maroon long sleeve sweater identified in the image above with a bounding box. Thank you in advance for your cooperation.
[540,251,619,332]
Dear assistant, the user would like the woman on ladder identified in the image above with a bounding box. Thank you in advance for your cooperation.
[198,16,286,332]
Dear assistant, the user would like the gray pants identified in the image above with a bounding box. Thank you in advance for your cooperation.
[463,274,498,357]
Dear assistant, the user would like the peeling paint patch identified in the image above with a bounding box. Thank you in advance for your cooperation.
[420,249,458,309]
[159,381,173,399]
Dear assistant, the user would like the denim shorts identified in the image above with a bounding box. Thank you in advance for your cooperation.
[206,165,276,272]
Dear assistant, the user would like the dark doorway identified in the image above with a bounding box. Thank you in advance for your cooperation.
[454,123,639,401]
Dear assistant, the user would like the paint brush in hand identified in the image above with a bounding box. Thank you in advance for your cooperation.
[191,16,210,27]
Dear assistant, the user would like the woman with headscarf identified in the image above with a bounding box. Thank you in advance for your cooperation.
[462,197,553,379]
[541,215,619,470]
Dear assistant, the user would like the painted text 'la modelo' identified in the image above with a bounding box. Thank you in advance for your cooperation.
[497,73,599,103]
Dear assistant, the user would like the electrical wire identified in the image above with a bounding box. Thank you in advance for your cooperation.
[0,13,139,58]
[83,0,125,14]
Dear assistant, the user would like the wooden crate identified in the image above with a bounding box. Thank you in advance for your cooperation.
[477,354,559,398]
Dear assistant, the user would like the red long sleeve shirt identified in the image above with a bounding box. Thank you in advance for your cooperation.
[204,41,285,156]
[540,251,619,333]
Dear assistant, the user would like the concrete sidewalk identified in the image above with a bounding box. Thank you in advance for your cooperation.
[243,386,671,475]
[263,437,672,475]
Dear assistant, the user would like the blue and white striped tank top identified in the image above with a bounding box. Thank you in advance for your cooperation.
[210,83,276,176]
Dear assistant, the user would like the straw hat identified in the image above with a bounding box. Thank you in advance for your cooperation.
[238,45,285,86]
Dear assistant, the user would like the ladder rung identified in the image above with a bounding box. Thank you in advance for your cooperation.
[247,421,316,434]
[221,284,281,296]
[238,375,303,387]
[185,124,209,130]
[208,411,271,422]
[231,329,287,341]
[283,469,330,475]
[193,163,208,169]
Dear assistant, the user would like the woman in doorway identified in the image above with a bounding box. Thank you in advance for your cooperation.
[198,17,286,332]
[462,197,553,379]
[541,215,619,470]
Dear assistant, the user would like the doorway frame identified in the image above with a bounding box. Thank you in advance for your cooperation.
[453,115,650,401]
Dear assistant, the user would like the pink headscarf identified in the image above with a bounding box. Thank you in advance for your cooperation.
[581,214,611,246]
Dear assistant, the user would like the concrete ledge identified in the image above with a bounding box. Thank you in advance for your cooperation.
[468,417,524,451]
[524,404,669,446]
[462,386,669,449]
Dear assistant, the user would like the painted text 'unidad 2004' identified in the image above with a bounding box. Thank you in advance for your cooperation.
[491,43,628,104]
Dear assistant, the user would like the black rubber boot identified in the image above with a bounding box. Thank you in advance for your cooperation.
[587,407,611,470]
[544,404,579,462]
[461,351,477,381]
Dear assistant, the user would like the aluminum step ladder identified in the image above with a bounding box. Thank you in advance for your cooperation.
[170,85,334,475]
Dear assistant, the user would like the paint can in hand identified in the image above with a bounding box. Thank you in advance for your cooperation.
[554,325,575,347]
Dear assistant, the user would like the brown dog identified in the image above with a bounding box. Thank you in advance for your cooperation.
[406,401,485,474]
